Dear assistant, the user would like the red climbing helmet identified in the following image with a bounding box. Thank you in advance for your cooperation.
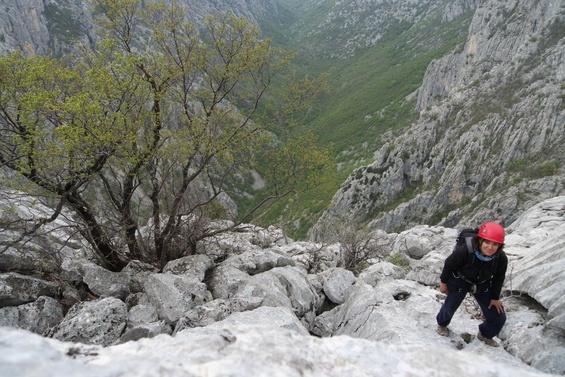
[478,222,505,244]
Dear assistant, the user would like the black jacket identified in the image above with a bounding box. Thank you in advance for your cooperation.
[440,244,508,300]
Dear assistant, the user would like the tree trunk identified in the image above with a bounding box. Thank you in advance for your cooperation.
[66,193,127,271]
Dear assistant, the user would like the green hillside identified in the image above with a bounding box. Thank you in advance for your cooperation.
[245,1,473,239]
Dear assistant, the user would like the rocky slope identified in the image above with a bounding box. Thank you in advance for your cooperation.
[0,0,93,57]
[311,0,565,239]
[0,0,280,57]
[285,0,480,59]
[1,192,564,376]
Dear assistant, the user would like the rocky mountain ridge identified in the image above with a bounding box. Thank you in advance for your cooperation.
[285,0,480,59]
[311,0,565,239]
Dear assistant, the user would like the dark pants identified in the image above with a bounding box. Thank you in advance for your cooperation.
[436,277,506,339]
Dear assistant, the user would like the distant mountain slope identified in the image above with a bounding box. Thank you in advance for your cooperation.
[254,0,481,238]
[311,0,565,239]
[0,0,92,57]
[2,0,562,241]
[284,0,479,59]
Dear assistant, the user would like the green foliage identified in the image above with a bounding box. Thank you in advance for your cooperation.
[508,158,561,179]
[298,11,470,161]
[350,260,370,277]
[537,161,560,177]
[507,158,528,173]
[44,3,84,55]
[388,253,411,271]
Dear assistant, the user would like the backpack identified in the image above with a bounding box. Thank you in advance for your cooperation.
[454,228,479,253]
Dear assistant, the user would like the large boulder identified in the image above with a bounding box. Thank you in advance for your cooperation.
[358,261,406,287]
[119,321,172,344]
[317,267,356,305]
[173,297,264,332]
[162,255,214,280]
[504,197,565,330]
[393,225,456,260]
[0,272,60,307]
[207,249,296,299]
[49,297,127,346]
[497,196,565,373]
[0,296,64,335]
[143,273,212,325]
[206,306,309,335]
[81,263,131,301]
[208,264,323,324]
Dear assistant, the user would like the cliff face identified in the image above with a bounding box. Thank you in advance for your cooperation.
[0,0,93,57]
[0,0,278,57]
[311,0,565,238]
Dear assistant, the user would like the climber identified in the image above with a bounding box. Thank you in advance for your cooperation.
[435,222,508,347]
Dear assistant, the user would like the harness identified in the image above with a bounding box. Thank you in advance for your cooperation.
[452,271,489,293]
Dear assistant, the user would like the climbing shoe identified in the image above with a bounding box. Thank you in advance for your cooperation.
[477,332,499,347]
[436,325,449,337]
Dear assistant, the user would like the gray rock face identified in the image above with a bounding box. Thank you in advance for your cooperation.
[317,267,356,304]
[207,248,297,300]
[499,196,565,373]
[173,297,263,331]
[0,0,93,57]
[143,273,212,325]
[0,296,63,335]
[81,263,131,301]
[311,0,565,238]
[207,306,310,335]
[206,251,323,328]
[0,272,59,307]
[119,321,171,344]
[0,191,88,274]
[0,0,279,57]
[0,323,554,377]
[506,198,565,322]
[162,254,214,280]
[49,297,127,346]
[1,190,564,375]
[358,261,407,287]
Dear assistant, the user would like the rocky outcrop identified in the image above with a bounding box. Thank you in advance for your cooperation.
[0,0,279,57]
[0,296,63,336]
[180,0,279,25]
[504,197,565,331]
[0,0,94,57]
[0,272,60,307]
[311,0,565,238]
[0,193,564,375]
[0,323,555,377]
